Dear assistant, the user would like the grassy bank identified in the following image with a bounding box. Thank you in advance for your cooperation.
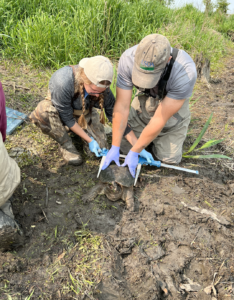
[0,0,233,69]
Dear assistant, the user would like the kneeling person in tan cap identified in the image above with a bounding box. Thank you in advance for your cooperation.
[102,34,197,177]
[30,56,116,165]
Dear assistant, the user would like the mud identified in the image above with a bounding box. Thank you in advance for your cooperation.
[93,174,234,299]
[0,54,234,299]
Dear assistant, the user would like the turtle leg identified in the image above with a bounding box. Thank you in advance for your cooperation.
[122,186,134,212]
[82,183,105,203]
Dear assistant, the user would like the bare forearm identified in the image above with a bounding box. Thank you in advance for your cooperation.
[131,117,165,152]
[112,103,129,147]
[70,122,92,143]
[112,110,128,146]
[131,97,186,153]
[112,87,132,147]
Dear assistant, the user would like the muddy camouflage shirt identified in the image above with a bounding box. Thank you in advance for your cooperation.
[49,66,115,129]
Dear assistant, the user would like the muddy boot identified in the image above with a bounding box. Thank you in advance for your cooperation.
[82,108,109,157]
[29,100,83,165]
[1,197,15,220]
[0,198,23,251]
[59,140,83,165]
[0,210,17,251]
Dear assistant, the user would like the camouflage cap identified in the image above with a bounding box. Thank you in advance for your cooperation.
[132,34,171,89]
[79,55,113,88]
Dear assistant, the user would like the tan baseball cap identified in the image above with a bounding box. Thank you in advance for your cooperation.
[132,34,171,89]
[79,55,113,88]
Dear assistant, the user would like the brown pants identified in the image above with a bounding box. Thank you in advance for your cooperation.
[121,94,191,164]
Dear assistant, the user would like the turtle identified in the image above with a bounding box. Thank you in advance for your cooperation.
[82,165,135,211]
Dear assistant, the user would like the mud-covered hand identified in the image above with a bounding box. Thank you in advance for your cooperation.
[121,150,139,178]
[89,137,102,157]
[101,145,120,170]
[139,149,154,163]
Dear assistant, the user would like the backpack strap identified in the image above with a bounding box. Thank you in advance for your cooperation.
[158,48,179,99]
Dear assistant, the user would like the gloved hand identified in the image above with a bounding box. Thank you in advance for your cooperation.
[139,149,154,163]
[101,145,120,170]
[89,137,102,157]
[121,150,139,178]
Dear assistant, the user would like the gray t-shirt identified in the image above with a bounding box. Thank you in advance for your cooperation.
[49,66,115,128]
[117,45,197,100]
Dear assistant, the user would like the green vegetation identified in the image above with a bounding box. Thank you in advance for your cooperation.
[216,0,230,14]
[0,0,233,69]
[183,113,231,159]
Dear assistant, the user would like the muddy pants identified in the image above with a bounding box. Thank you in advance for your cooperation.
[29,100,108,153]
[121,94,191,164]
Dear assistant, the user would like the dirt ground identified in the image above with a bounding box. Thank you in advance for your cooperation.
[0,52,234,300]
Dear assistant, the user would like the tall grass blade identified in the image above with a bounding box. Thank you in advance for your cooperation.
[189,96,201,109]
[183,154,231,159]
[25,290,34,300]
[197,139,225,150]
[183,112,213,155]
[110,64,117,98]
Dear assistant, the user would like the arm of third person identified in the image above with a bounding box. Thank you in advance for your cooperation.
[112,87,132,147]
[131,96,186,153]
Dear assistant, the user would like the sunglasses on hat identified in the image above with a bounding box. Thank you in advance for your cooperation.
[134,86,151,97]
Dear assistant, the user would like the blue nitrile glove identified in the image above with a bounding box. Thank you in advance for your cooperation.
[139,149,154,164]
[100,148,108,156]
[121,150,139,178]
[102,145,120,170]
[89,137,102,157]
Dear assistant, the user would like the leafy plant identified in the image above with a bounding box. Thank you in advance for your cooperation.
[183,112,231,159]
[203,0,215,14]
[216,0,230,14]
[0,0,233,69]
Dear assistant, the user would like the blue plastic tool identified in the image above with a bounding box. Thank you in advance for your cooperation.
[134,157,199,185]
[6,107,27,135]
[138,156,161,167]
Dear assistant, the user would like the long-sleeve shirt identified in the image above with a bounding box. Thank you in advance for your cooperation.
[0,82,7,142]
[49,66,116,129]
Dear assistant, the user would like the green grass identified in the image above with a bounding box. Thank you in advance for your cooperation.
[0,0,233,69]
[183,112,231,160]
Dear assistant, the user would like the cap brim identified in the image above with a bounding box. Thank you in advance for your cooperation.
[132,64,161,89]
[79,57,90,68]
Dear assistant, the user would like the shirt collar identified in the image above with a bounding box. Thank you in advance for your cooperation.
[84,88,89,99]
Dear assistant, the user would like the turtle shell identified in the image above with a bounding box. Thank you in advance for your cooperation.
[100,165,134,187]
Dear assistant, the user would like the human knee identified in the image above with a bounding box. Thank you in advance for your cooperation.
[29,100,52,127]
[152,143,182,164]
[157,152,182,164]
